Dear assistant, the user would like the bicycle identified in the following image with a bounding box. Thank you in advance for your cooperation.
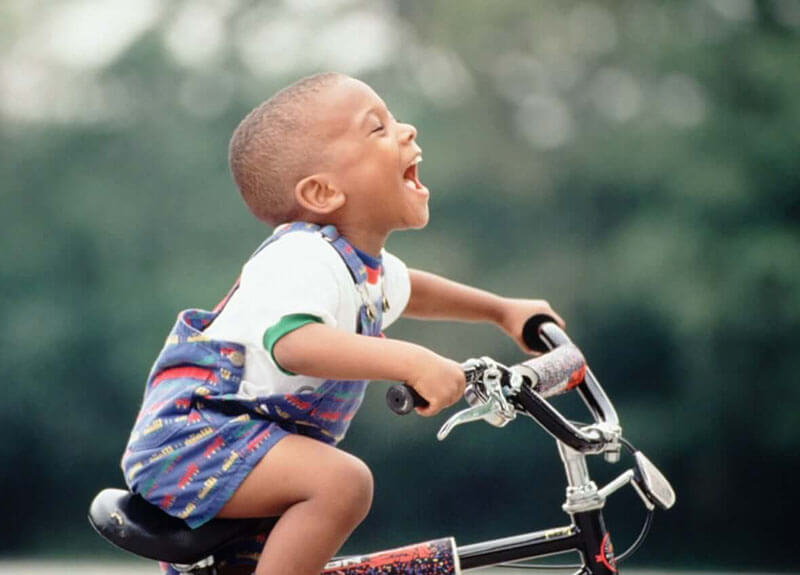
[89,315,675,574]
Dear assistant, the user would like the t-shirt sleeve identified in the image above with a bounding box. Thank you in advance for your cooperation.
[381,249,410,329]
[263,313,323,375]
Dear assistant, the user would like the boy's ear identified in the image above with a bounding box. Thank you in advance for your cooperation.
[294,174,345,215]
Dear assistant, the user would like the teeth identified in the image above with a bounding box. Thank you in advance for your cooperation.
[403,155,423,191]
[407,155,422,168]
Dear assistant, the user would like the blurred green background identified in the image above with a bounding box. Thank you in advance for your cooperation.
[1,0,798,570]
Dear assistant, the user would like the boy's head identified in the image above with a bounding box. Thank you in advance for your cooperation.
[229,73,429,233]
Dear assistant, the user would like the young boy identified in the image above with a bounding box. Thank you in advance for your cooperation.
[122,72,563,575]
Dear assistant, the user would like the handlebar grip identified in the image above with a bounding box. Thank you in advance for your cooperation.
[517,343,586,398]
[520,322,620,428]
[386,384,429,415]
[522,314,561,353]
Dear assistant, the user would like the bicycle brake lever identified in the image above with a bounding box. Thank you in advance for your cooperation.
[437,401,500,440]
[437,358,517,441]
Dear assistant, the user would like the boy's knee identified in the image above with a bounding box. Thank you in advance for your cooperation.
[324,455,373,523]
[350,457,374,514]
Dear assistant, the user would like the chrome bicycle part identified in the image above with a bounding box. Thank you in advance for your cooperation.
[557,442,604,514]
[437,357,517,440]
[171,556,215,574]
[595,467,659,513]
[582,421,623,462]
[633,451,676,510]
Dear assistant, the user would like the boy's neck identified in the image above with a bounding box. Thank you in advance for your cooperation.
[332,222,387,259]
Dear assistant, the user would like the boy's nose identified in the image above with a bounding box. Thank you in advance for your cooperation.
[399,122,417,142]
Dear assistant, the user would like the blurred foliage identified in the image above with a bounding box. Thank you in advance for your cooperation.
[1,0,798,569]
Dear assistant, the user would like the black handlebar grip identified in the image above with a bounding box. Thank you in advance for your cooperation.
[386,384,429,415]
[522,314,560,353]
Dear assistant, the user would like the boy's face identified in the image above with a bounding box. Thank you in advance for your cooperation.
[312,77,429,233]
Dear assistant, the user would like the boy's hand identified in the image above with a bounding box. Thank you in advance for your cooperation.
[498,298,565,354]
[407,350,466,417]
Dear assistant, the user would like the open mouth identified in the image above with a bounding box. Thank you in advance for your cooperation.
[403,156,426,192]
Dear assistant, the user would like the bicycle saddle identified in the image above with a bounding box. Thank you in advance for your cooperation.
[88,488,277,564]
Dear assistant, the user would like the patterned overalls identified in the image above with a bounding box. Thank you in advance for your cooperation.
[120,222,385,572]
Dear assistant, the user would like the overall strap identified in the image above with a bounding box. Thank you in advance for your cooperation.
[319,225,385,334]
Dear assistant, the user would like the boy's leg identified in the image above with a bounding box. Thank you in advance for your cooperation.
[217,433,373,575]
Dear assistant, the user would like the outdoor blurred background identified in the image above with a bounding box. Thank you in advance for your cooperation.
[1,0,798,571]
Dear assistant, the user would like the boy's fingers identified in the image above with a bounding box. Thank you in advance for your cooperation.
[416,390,462,417]
[416,404,440,417]
[539,304,565,329]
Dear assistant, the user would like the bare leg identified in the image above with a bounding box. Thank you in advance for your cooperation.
[217,434,373,575]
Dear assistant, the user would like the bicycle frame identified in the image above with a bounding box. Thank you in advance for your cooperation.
[455,442,617,574]
[457,513,610,572]
[316,440,617,575]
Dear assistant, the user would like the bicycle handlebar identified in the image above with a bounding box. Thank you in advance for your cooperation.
[536,322,619,431]
[384,357,490,416]
[385,316,620,452]
[515,320,621,451]
[385,383,429,414]
[515,343,585,398]
[521,313,558,353]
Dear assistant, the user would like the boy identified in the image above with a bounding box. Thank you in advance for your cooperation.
[122,72,563,575]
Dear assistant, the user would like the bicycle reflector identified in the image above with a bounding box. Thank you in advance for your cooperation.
[633,451,676,510]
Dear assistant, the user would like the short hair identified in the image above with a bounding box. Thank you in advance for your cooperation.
[229,72,345,225]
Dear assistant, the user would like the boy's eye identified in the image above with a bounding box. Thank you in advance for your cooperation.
[371,124,384,134]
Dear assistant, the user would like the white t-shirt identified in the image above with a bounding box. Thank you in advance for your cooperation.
[204,231,411,399]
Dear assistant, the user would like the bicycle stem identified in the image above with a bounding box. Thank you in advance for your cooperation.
[558,442,605,514]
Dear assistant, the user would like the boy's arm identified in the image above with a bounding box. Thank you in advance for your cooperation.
[403,269,565,352]
[273,323,464,416]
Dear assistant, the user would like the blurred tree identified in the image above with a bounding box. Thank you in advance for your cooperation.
[0,0,797,568]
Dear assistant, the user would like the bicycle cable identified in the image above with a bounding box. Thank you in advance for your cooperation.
[497,434,653,571]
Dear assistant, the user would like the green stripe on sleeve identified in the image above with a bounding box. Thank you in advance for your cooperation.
[263,314,323,376]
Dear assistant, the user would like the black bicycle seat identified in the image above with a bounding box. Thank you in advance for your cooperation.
[88,488,277,564]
